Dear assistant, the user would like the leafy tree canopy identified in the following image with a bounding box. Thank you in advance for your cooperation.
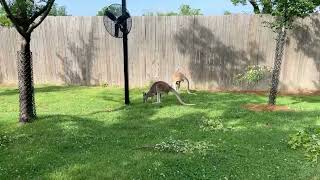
[97,6,107,16]
[49,3,68,16]
[231,0,320,29]
[224,10,232,15]
[143,4,202,16]
[0,6,11,26]
[97,4,122,16]
[0,2,68,27]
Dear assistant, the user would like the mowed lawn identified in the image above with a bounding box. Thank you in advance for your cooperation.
[0,86,319,179]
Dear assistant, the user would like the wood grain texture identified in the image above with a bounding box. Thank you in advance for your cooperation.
[0,15,319,92]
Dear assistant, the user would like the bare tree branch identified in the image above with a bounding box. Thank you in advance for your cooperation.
[29,0,55,23]
[27,0,55,34]
[249,0,261,14]
[0,0,27,38]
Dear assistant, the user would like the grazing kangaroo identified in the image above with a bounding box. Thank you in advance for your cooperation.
[143,81,195,105]
[172,71,196,94]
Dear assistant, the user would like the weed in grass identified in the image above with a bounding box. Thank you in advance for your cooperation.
[199,116,231,132]
[153,137,214,155]
[289,126,320,163]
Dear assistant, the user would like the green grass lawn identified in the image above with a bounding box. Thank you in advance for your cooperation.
[0,85,319,179]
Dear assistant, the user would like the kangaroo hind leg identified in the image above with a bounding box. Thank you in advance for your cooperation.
[157,92,161,103]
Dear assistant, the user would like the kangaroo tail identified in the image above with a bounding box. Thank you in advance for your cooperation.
[184,77,196,95]
[170,88,195,106]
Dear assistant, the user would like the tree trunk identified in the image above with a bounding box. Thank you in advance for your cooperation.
[17,34,36,123]
[268,26,287,105]
[249,0,261,14]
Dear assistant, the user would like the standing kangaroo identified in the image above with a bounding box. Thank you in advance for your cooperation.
[143,81,195,105]
[172,71,196,94]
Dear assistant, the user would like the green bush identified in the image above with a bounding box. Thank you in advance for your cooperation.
[235,65,272,88]
[288,127,320,163]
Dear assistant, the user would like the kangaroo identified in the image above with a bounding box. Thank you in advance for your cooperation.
[172,71,196,94]
[143,81,195,106]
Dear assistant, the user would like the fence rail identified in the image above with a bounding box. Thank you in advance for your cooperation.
[0,15,319,92]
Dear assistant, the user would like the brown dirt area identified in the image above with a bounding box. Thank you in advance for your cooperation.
[208,89,320,96]
[243,104,292,112]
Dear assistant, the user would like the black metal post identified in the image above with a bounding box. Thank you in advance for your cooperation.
[122,0,130,105]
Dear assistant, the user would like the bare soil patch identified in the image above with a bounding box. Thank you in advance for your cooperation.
[243,104,292,112]
[208,88,320,96]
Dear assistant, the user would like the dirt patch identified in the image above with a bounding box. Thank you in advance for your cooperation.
[243,104,292,112]
[207,88,320,96]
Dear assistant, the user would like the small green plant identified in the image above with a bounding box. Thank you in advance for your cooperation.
[235,65,271,88]
[153,137,213,155]
[288,127,320,163]
[199,117,230,132]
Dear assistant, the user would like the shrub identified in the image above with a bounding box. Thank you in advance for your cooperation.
[288,127,320,163]
[235,65,272,88]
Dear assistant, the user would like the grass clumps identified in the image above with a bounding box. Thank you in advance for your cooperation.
[1,86,320,179]
[288,126,320,163]
[199,116,231,132]
[153,137,213,155]
[0,134,13,148]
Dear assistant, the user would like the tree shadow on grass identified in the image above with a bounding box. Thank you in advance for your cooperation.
[0,86,83,97]
[87,106,127,115]
[287,95,320,105]
[0,92,319,179]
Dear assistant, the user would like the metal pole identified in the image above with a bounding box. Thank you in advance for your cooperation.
[122,0,130,105]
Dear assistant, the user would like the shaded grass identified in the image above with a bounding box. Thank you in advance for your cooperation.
[0,85,319,179]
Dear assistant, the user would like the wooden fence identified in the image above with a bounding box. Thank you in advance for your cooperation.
[0,15,319,92]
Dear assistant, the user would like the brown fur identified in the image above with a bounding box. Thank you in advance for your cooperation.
[143,81,194,105]
[172,71,195,94]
